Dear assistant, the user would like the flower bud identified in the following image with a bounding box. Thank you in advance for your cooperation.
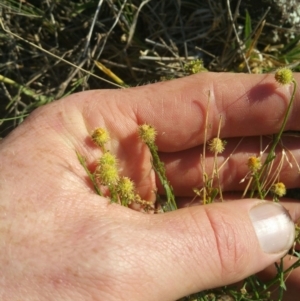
[91,128,110,148]
[138,124,157,145]
[275,67,293,85]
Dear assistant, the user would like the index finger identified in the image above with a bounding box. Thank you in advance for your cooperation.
[130,72,300,151]
[79,72,300,152]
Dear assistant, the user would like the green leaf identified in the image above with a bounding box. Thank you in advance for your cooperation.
[244,10,252,50]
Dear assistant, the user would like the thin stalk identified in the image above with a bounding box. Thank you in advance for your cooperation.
[0,74,53,105]
[253,173,263,199]
[261,79,297,175]
[202,91,211,204]
[147,142,177,212]
[251,79,297,198]
[76,151,102,196]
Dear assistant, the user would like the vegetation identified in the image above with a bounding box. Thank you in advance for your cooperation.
[1,1,300,300]
[77,68,300,300]
[2,0,300,135]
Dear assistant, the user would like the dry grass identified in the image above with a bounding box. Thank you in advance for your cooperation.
[1,1,300,300]
[1,0,300,137]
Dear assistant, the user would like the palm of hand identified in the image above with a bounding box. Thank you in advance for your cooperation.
[0,91,164,300]
[1,73,300,301]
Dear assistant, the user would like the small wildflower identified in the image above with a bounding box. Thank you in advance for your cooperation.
[271,182,286,197]
[275,67,293,85]
[91,128,110,148]
[98,152,117,168]
[96,152,119,186]
[134,194,154,211]
[247,156,262,173]
[138,124,157,145]
[208,138,226,154]
[95,163,119,186]
[184,59,207,74]
[117,176,135,201]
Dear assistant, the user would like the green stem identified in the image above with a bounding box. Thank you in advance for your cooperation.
[253,173,263,199]
[0,74,53,106]
[260,257,300,296]
[277,259,285,301]
[251,79,297,198]
[76,151,103,196]
[108,185,119,203]
[262,79,297,172]
[147,142,177,212]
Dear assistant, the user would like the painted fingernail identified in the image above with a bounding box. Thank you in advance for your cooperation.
[250,202,295,254]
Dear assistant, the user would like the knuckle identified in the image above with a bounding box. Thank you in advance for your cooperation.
[203,206,248,278]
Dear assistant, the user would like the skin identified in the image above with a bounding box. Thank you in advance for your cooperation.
[0,72,300,300]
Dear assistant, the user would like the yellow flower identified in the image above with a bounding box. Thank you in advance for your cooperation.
[95,163,119,186]
[247,156,262,173]
[208,138,226,154]
[275,67,293,85]
[91,128,110,147]
[117,176,135,201]
[98,152,117,167]
[138,124,157,145]
[96,152,119,186]
[271,182,286,197]
[184,59,207,74]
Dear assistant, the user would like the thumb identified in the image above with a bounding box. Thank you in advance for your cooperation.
[145,199,295,300]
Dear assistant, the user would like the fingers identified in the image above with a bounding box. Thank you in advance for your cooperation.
[37,74,299,199]
[63,72,300,154]
[122,72,300,151]
[109,200,296,300]
[4,72,300,154]
[157,136,300,195]
[177,199,300,223]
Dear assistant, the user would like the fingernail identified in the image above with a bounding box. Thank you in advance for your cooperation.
[249,202,295,254]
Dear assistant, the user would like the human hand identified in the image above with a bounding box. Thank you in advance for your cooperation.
[1,72,300,300]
